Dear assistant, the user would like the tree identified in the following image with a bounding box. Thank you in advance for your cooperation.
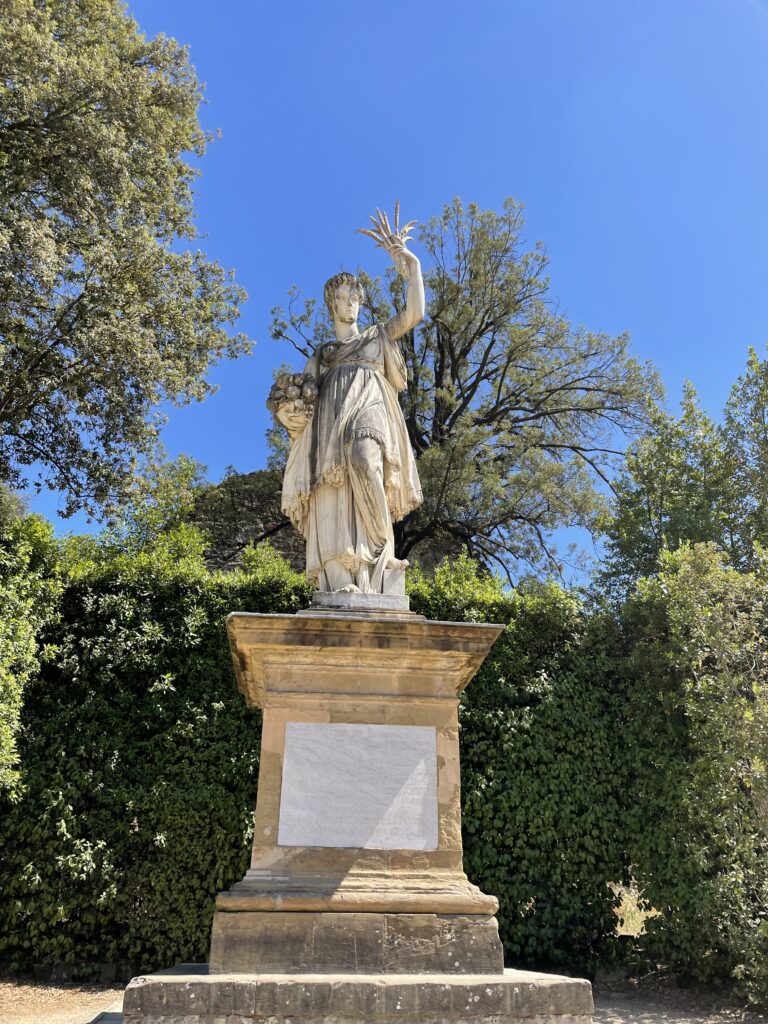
[103,453,208,552]
[721,347,768,568]
[190,466,305,572]
[598,383,736,591]
[0,0,249,516]
[270,198,660,578]
[599,348,768,591]
[102,455,304,572]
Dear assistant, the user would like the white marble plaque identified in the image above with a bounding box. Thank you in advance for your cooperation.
[277,723,438,850]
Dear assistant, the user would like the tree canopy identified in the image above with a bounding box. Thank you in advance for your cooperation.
[0,0,249,515]
[599,347,768,591]
[270,198,660,577]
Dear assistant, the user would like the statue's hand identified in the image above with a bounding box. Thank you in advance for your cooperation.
[268,372,316,440]
[276,405,311,439]
[357,201,417,276]
[386,237,419,278]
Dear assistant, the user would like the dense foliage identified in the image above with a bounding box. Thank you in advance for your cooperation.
[3,533,768,1004]
[409,556,629,974]
[0,532,310,972]
[270,198,661,578]
[2,541,629,976]
[0,495,60,792]
[0,0,248,515]
[600,347,768,591]
[595,349,768,1004]
[621,545,768,1004]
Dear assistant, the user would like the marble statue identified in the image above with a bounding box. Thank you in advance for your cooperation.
[270,205,425,594]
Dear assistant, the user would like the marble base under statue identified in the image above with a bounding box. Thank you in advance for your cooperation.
[122,599,592,1024]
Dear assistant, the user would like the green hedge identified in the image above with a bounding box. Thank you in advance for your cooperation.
[3,532,767,1003]
[409,558,629,974]
[0,532,310,972]
[1,539,626,976]
[0,505,61,794]
[620,545,768,1004]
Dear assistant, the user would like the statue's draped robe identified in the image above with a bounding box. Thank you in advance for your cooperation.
[281,323,422,592]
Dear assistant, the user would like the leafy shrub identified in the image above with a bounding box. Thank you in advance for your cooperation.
[622,544,768,1003]
[5,532,767,1003]
[410,556,629,974]
[3,544,626,977]
[0,532,310,972]
[0,500,61,794]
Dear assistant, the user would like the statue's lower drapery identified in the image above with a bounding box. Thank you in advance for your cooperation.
[281,323,422,592]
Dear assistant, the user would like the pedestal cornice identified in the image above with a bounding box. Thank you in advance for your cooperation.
[226,611,505,708]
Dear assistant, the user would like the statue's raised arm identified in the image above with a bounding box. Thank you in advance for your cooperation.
[357,201,425,342]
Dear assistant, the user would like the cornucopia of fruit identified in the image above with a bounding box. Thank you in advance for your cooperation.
[266,371,318,418]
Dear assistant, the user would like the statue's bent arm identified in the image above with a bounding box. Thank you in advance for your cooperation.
[303,354,319,379]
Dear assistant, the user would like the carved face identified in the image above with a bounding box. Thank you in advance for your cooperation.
[332,283,360,326]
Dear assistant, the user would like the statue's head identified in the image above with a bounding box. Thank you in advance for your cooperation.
[324,271,364,325]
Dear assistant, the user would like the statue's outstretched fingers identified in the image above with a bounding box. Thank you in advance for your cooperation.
[357,228,384,246]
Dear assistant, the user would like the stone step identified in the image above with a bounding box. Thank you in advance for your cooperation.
[122,963,592,1024]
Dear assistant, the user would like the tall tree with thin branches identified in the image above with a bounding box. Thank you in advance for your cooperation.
[271,198,660,577]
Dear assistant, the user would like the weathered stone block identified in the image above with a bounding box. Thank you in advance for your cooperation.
[163,980,210,1015]
[122,965,593,1024]
[209,911,504,975]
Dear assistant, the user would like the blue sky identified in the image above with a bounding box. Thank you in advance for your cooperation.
[32,0,768,536]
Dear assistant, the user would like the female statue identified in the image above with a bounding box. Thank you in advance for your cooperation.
[273,207,424,594]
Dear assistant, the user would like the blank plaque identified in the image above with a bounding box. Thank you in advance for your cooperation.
[277,722,438,850]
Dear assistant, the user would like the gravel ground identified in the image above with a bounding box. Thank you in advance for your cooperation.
[594,994,767,1024]
[593,979,767,1024]
[0,977,766,1024]
[0,980,123,1024]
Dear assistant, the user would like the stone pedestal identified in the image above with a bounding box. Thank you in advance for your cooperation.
[122,964,593,1024]
[123,602,593,1023]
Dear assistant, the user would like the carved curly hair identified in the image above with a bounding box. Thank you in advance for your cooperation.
[323,272,365,320]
